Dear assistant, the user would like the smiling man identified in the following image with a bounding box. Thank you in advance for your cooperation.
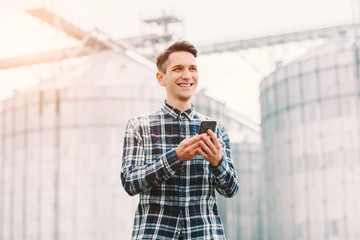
[121,41,239,240]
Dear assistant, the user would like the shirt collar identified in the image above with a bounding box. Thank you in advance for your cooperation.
[161,100,195,121]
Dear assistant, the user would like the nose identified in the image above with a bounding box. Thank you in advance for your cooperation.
[182,69,191,79]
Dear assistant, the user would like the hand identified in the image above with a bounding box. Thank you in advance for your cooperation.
[176,135,202,162]
[198,129,222,167]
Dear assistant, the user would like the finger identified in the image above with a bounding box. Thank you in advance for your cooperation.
[186,140,202,152]
[199,140,212,156]
[199,133,208,138]
[198,147,208,159]
[180,136,201,151]
[207,129,221,148]
[183,134,202,145]
[200,134,216,154]
[180,147,200,161]
[189,146,201,156]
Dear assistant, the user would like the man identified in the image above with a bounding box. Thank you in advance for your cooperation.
[121,41,239,240]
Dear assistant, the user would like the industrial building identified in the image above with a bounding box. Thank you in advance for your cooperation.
[0,8,262,240]
[2,5,358,240]
[260,31,360,240]
[0,50,262,240]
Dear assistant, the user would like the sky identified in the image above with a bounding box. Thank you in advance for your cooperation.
[0,0,354,123]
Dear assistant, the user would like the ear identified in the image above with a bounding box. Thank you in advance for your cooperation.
[156,72,166,86]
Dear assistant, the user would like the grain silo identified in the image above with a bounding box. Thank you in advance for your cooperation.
[0,49,165,239]
[260,32,360,240]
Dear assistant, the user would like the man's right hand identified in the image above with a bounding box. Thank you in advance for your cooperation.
[175,135,203,162]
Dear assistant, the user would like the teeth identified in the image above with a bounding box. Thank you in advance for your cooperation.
[179,83,191,87]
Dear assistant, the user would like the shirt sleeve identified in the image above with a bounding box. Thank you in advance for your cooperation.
[211,122,239,198]
[121,118,182,196]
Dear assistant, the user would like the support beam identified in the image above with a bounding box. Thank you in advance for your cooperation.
[26,8,131,54]
[198,24,352,54]
[0,46,93,69]
[26,8,86,41]
[26,8,108,49]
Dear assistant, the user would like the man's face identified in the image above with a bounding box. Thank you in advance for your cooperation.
[157,51,198,105]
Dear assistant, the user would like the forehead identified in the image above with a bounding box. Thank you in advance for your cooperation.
[166,51,197,68]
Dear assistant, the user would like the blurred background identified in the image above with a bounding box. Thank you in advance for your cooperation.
[0,0,359,239]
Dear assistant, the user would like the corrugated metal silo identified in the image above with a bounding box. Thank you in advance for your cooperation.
[0,50,165,240]
[260,33,360,240]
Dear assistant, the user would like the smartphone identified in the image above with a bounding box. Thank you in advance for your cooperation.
[198,121,217,134]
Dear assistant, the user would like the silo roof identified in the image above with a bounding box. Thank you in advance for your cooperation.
[23,49,160,93]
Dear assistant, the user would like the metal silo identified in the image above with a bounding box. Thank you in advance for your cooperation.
[260,33,360,240]
[0,50,165,240]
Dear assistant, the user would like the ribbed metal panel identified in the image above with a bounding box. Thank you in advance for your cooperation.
[223,142,262,240]
[260,34,360,240]
[0,50,164,240]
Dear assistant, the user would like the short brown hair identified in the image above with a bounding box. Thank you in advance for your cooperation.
[156,41,197,73]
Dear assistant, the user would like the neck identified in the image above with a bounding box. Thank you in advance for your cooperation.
[166,99,192,112]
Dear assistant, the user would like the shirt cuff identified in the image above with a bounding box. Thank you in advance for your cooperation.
[211,157,229,179]
[162,149,182,175]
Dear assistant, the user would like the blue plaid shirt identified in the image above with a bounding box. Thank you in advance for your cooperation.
[121,102,239,240]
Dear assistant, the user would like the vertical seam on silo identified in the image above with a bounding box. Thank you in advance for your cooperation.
[354,45,360,167]
[10,93,15,240]
[37,90,43,240]
[22,93,28,240]
[0,95,4,238]
[317,56,328,240]
[54,88,60,240]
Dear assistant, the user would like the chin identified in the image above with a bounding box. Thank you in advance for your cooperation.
[179,94,194,101]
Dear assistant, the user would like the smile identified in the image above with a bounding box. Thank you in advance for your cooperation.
[178,83,193,87]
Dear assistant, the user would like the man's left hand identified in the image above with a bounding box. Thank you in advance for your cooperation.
[198,129,222,167]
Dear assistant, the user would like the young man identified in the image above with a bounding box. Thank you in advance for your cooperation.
[121,41,239,240]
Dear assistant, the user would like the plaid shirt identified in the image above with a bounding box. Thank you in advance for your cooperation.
[121,102,239,240]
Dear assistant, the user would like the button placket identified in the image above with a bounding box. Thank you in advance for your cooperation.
[178,113,186,220]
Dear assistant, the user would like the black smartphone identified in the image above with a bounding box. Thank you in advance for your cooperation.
[198,121,217,134]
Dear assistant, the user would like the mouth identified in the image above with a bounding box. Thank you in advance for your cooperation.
[177,83,193,87]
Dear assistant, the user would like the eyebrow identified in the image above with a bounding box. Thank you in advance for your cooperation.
[171,64,197,69]
[171,65,183,69]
